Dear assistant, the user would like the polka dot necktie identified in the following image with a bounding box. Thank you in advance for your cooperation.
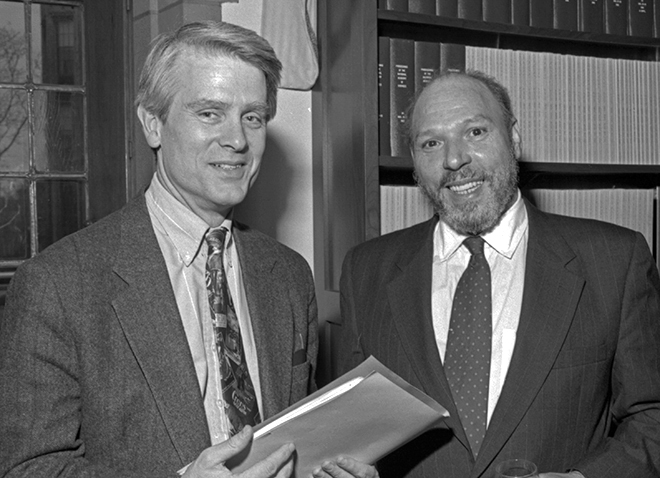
[205,228,261,435]
[444,236,491,458]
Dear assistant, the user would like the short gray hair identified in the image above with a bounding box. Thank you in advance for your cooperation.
[136,21,282,123]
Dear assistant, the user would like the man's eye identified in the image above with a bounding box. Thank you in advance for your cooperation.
[244,114,265,127]
[469,127,486,137]
[421,139,441,150]
[199,111,218,120]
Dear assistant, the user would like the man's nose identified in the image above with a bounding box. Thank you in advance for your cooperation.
[219,117,248,153]
[443,140,471,171]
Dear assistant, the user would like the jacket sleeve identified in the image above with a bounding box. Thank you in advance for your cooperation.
[577,233,660,477]
[0,259,153,478]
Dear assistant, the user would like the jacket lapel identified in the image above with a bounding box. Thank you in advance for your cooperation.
[233,224,293,419]
[386,218,470,449]
[110,197,210,466]
[474,203,585,475]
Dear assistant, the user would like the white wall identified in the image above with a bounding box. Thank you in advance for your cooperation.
[223,0,315,272]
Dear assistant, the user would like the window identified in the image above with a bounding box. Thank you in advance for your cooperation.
[0,0,128,314]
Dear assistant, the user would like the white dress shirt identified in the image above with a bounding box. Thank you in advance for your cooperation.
[432,190,528,425]
[145,173,262,444]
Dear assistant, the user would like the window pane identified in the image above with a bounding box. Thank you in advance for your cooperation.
[36,179,84,251]
[34,89,85,172]
[0,178,30,259]
[0,1,28,85]
[0,264,17,318]
[33,3,83,86]
[0,88,29,172]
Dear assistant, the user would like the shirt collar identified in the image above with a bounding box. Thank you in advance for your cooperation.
[434,189,528,261]
[146,173,234,266]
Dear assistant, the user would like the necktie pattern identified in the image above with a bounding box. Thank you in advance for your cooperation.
[444,236,491,458]
[205,228,260,435]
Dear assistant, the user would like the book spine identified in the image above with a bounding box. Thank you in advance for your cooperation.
[530,0,555,27]
[414,41,441,95]
[379,37,392,157]
[628,0,654,36]
[410,0,437,14]
[458,0,483,18]
[511,0,531,25]
[483,0,512,22]
[440,42,466,73]
[381,0,409,11]
[390,38,415,158]
[554,0,579,29]
[437,0,459,16]
[656,0,660,36]
[605,0,628,34]
[578,0,605,32]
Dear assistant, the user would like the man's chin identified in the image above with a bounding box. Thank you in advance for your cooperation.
[440,203,503,236]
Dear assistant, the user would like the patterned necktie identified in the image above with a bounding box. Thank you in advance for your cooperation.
[205,228,260,435]
[444,235,492,458]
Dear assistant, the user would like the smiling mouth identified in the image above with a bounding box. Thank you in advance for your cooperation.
[211,163,243,170]
[448,180,484,195]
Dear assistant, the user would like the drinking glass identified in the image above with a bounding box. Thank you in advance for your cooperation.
[494,458,538,478]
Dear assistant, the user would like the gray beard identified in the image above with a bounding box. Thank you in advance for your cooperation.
[416,154,519,236]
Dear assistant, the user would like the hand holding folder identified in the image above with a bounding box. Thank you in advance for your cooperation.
[226,356,449,477]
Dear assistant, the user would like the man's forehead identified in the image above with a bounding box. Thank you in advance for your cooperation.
[415,75,503,120]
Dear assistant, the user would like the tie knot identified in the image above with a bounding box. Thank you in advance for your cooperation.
[205,227,228,253]
[463,236,485,256]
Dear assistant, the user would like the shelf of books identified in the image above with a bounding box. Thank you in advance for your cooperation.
[316,0,660,290]
[377,1,660,261]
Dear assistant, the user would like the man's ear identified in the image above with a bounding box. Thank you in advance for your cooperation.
[511,120,522,160]
[137,105,163,149]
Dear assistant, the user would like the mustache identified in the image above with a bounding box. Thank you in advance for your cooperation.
[415,167,486,190]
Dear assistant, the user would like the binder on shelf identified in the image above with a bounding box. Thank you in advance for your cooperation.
[554,0,579,30]
[604,0,628,34]
[440,42,466,73]
[579,0,605,32]
[390,38,415,158]
[381,186,435,234]
[483,0,511,23]
[458,0,482,19]
[511,0,531,25]
[379,0,409,11]
[464,45,660,166]
[410,0,437,14]
[414,41,441,95]
[436,0,459,17]
[628,0,654,36]
[379,37,392,157]
[530,0,555,27]
[524,188,655,252]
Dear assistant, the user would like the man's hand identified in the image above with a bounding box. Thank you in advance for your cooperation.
[311,456,379,478]
[182,426,296,478]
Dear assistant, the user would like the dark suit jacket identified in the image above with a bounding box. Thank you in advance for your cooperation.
[0,194,318,477]
[338,201,660,478]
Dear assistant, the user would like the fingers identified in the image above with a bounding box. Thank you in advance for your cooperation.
[212,425,254,463]
[240,442,296,478]
[312,457,378,478]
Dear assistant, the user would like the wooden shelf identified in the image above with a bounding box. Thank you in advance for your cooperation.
[378,11,660,61]
[380,157,660,188]
[381,156,660,173]
[378,10,660,48]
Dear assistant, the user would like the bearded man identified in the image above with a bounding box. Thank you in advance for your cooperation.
[336,70,660,478]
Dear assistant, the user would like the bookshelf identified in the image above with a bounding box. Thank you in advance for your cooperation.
[314,0,660,292]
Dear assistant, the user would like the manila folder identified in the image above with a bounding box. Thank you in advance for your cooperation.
[226,356,448,477]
